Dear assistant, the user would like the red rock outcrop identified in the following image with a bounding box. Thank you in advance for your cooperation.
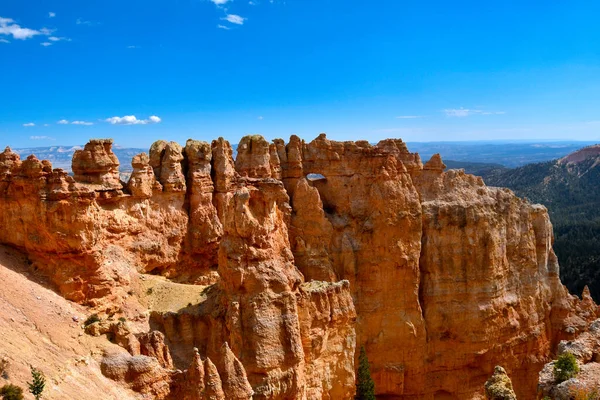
[72,139,122,189]
[0,134,597,400]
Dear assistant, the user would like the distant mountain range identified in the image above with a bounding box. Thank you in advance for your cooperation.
[408,140,597,168]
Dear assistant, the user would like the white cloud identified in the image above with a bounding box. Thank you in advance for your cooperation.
[249,1,256,4]
[49,12,56,18]
[30,136,55,140]
[396,115,422,119]
[72,120,94,126]
[217,24,231,30]
[443,108,505,117]
[57,119,69,124]
[0,16,63,44]
[23,123,35,127]
[105,115,162,125]
[127,45,139,49]
[40,42,52,47]
[222,14,245,25]
[211,0,230,4]
[0,17,41,40]
[48,36,70,42]
[257,116,264,120]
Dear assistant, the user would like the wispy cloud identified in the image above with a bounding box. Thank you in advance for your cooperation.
[76,18,98,26]
[211,0,230,4]
[0,38,8,43]
[217,24,231,30]
[48,36,70,42]
[23,123,35,127]
[396,115,422,119]
[222,14,245,25]
[127,45,140,49]
[48,12,56,18]
[71,120,93,126]
[105,115,162,125]
[443,108,505,117]
[30,135,55,140]
[57,119,69,124]
[257,116,264,120]
[40,42,52,47]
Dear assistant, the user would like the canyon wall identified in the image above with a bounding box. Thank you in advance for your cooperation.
[0,135,597,399]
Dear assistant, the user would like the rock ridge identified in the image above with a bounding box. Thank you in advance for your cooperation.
[0,134,597,399]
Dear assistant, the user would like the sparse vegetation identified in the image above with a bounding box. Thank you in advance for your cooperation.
[118,317,126,323]
[27,367,45,400]
[0,357,8,380]
[554,352,579,383]
[355,346,376,400]
[573,386,600,400]
[0,384,24,400]
[83,314,101,327]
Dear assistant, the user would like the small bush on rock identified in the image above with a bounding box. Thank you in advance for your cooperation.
[554,352,579,383]
[84,314,101,327]
[0,384,24,400]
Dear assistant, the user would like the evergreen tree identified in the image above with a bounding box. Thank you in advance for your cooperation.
[27,367,45,400]
[0,384,24,400]
[355,346,376,400]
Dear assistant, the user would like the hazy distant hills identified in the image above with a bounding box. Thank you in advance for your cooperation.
[480,145,600,301]
[12,145,146,172]
[409,140,597,168]
[13,140,596,173]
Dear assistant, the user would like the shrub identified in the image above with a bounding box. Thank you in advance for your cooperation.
[554,352,579,383]
[27,367,45,400]
[355,346,375,400]
[83,314,101,327]
[0,384,24,400]
[118,317,126,323]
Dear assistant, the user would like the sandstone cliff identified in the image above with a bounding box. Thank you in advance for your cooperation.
[0,135,596,399]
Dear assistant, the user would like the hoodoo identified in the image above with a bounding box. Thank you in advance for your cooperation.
[0,135,597,399]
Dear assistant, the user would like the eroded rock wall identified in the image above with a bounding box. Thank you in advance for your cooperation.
[0,135,597,400]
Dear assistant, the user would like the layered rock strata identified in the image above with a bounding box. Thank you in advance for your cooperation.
[0,135,597,399]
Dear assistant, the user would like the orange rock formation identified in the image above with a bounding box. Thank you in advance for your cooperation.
[0,135,597,399]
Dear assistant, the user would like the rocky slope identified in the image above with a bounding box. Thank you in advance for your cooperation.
[0,135,597,399]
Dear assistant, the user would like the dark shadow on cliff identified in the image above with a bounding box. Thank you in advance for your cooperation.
[0,244,61,297]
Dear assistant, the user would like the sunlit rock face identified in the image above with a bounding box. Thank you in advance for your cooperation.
[0,134,597,399]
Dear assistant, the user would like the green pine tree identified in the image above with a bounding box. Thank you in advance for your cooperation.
[27,367,45,400]
[355,346,376,400]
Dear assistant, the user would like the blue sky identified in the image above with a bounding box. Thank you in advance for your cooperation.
[1,0,599,149]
